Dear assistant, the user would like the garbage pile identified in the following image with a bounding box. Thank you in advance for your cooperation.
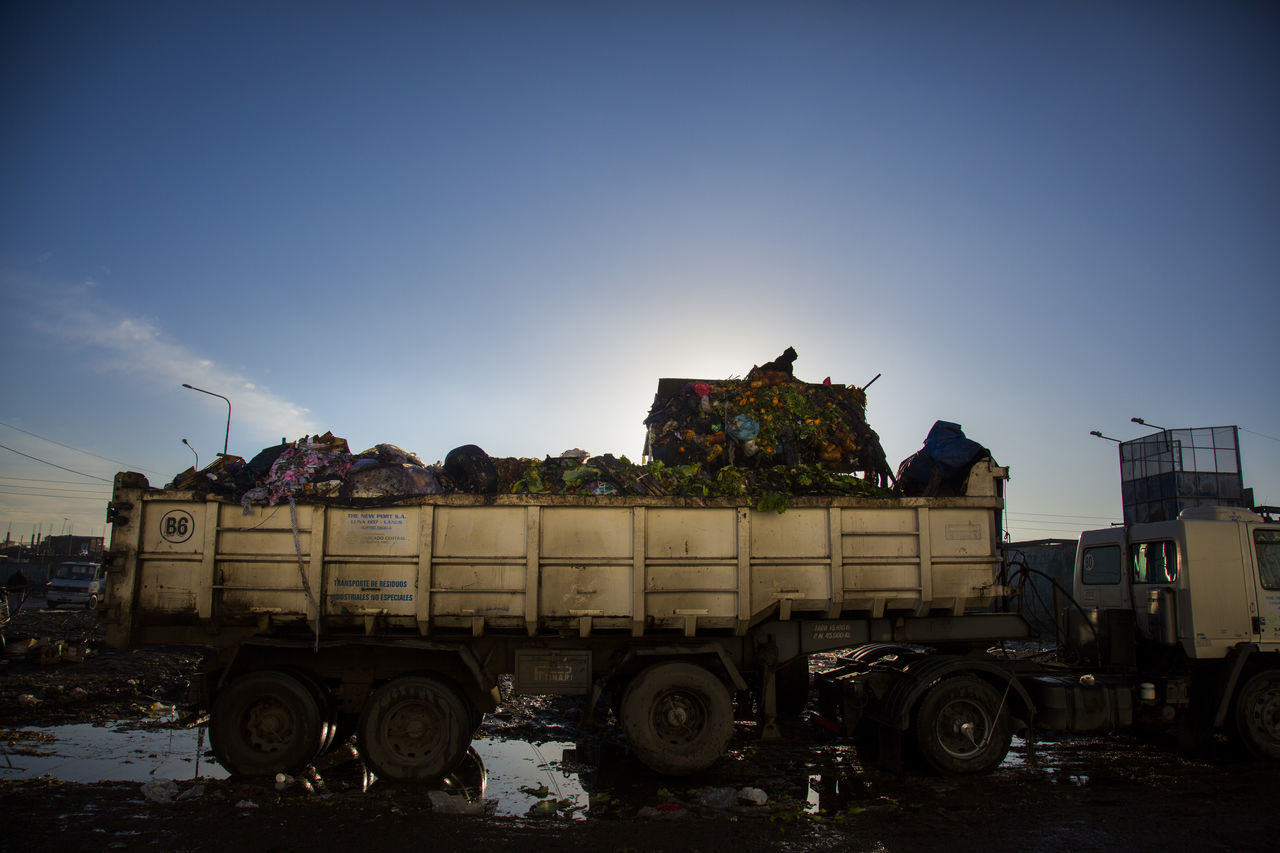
[643,347,894,486]
[168,434,448,509]
[165,350,995,511]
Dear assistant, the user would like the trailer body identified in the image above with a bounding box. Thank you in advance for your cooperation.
[101,461,1018,778]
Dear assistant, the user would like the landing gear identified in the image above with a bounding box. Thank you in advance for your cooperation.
[209,670,328,776]
[621,661,734,775]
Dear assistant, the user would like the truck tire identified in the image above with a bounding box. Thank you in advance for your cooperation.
[1235,670,1280,760]
[280,667,339,754]
[913,676,1012,775]
[621,661,734,775]
[209,670,327,776]
[358,676,473,782]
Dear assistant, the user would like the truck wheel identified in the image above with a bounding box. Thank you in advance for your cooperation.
[1235,670,1280,760]
[209,671,327,776]
[913,676,1012,775]
[281,667,338,754]
[621,661,734,775]
[358,676,473,782]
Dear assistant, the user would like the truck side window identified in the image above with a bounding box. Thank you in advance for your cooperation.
[1082,545,1122,585]
[1131,540,1177,584]
[1256,529,1280,590]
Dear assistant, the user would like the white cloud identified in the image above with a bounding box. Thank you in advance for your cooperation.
[29,285,319,441]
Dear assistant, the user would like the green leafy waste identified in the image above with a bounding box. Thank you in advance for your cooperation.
[507,454,894,511]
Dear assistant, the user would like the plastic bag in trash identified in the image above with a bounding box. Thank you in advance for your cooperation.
[344,463,442,498]
[897,421,991,497]
[444,445,499,493]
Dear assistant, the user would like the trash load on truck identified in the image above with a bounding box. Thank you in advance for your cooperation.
[162,349,993,512]
[643,347,895,486]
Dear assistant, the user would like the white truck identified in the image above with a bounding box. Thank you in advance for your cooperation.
[100,460,1019,780]
[815,503,1280,772]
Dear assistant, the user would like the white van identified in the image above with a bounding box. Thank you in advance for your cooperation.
[45,561,105,609]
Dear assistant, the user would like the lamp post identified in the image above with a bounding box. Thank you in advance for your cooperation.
[1130,417,1166,432]
[1089,430,1121,443]
[182,384,231,456]
[182,438,199,470]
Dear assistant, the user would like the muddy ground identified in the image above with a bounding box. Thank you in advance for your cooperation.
[2,598,1278,852]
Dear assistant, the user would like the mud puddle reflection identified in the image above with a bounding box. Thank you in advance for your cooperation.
[0,723,594,818]
[2,723,1126,821]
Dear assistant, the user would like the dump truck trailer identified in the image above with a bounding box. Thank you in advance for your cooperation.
[101,460,1025,780]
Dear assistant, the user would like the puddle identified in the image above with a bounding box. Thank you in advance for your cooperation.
[0,723,223,783]
[0,723,592,818]
[471,738,590,817]
[0,721,1103,819]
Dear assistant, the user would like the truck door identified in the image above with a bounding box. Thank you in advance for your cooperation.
[1075,529,1130,612]
[1250,527,1280,648]
[1129,538,1177,643]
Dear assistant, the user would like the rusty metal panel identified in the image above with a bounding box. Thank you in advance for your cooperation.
[540,563,631,617]
[540,507,632,558]
[433,506,527,558]
[645,508,736,558]
[750,508,829,558]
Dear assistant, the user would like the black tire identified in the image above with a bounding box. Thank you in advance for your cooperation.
[281,667,338,754]
[1235,670,1280,760]
[357,676,473,782]
[913,676,1012,775]
[209,670,327,776]
[326,712,359,754]
[621,661,734,775]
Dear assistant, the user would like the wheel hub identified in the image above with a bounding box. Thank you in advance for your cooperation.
[383,700,442,758]
[654,691,704,741]
[245,699,293,751]
[937,699,991,759]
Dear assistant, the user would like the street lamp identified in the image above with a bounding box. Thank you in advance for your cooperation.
[182,384,231,456]
[1090,430,1121,443]
[182,438,199,470]
[1131,417,1166,431]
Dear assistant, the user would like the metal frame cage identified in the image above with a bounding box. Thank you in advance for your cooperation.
[1118,426,1245,524]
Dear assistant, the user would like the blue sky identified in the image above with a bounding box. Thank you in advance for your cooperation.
[2,1,1278,544]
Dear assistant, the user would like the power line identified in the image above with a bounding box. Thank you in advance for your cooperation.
[0,420,163,476]
[0,491,110,502]
[0,485,111,497]
[1242,427,1280,443]
[0,443,113,482]
[0,476,113,486]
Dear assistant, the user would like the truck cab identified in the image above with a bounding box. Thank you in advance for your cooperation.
[1074,507,1280,661]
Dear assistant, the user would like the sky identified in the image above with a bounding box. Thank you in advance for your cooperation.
[2,1,1278,546]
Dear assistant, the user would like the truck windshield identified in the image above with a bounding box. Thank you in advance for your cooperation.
[54,564,98,580]
[1257,530,1280,590]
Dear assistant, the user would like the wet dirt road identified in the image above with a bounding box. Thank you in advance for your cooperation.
[3,602,1278,852]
